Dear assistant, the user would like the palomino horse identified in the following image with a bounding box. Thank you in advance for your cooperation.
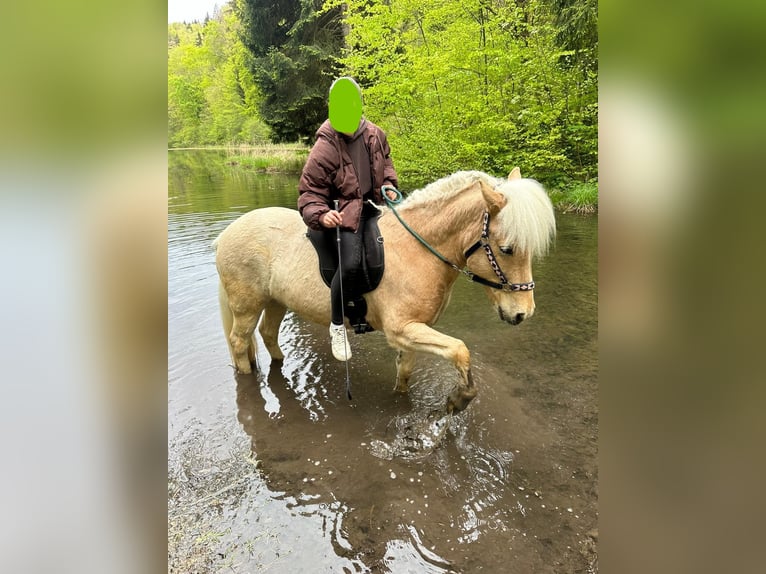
[213,169,555,412]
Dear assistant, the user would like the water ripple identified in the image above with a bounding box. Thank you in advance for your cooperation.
[369,410,453,460]
[277,313,329,420]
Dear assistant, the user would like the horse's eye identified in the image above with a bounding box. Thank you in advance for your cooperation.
[500,246,514,255]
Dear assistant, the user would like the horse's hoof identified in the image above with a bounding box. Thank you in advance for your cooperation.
[446,386,478,413]
[233,361,253,375]
[393,379,409,393]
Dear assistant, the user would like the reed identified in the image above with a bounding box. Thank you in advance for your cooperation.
[222,143,309,174]
[549,180,598,214]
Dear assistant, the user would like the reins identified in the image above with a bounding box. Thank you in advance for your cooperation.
[382,185,535,292]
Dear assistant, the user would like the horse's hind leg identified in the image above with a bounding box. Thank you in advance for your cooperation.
[247,333,257,366]
[259,300,286,361]
[394,350,417,393]
[219,280,258,370]
[230,310,261,374]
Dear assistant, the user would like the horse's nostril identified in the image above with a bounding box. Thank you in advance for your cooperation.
[514,313,525,324]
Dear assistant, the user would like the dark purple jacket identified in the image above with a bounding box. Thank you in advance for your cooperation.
[298,119,399,232]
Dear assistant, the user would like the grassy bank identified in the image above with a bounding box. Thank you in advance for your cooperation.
[166,144,312,174]
[171,145,597,213]
[372,168,597,214]
[548,180,598,214]
[221,144,310,174]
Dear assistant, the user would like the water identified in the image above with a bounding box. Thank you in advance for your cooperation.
[168,150,598,573]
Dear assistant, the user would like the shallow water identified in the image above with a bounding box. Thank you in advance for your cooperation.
[168,150,598,573]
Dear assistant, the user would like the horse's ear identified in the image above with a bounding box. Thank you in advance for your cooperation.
[479,180,507,213]
[508,167,521,180]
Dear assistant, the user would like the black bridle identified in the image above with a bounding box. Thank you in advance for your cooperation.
[383,188,535,292]
[462,211,535,292]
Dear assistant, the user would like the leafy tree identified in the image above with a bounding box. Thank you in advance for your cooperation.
[168,0,597,187]
[234,0,345,142]
[326,0,597,185]
[235,0,300,56]
[544,0,598,177]
[168,6,269,146]
[547,0,598,71]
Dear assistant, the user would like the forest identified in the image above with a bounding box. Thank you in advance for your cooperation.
[168,0,597,193]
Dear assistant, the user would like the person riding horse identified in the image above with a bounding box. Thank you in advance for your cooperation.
[298,77,399,361]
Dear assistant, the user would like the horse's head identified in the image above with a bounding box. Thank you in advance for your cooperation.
[472,168,556,326]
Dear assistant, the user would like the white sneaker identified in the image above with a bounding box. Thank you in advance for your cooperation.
[329,323,352,361]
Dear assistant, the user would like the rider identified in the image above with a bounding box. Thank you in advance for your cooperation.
[298,77,399,361]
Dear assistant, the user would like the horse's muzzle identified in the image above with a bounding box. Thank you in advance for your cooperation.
[498,308,525,325]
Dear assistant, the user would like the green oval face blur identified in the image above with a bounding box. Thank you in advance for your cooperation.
[329,78,363,134]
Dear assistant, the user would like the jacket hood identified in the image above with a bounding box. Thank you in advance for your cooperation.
[316,117,368,141]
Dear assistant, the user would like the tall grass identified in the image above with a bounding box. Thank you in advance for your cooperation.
[549,180,598,214]
[223,143,309,174]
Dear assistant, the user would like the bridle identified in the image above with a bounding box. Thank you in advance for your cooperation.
[382,187,535,292]
[463,210,535,292]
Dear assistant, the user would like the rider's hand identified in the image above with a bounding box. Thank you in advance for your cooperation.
[383,183,398,201]
[321,210,342,228]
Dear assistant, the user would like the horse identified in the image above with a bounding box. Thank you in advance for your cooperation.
[213,168,555,413]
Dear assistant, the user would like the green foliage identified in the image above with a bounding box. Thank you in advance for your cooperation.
[224,144,309,173]
[549,180,598,213]
[169,0,597,204]
[168,6,270,147]
[235,0,345,142]
[546,0,598,71]
[325,0,597,187]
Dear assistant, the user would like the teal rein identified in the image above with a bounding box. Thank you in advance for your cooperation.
[380,184,536,293]
[382,184,466,276]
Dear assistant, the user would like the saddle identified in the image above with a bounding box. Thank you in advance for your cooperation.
[307,210,385,334]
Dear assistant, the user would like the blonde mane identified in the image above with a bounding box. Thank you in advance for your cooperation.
[400,171,556,258]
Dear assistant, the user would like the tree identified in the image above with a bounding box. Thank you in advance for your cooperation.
[547,0,598,71]
[235,0,345,142]
[168,6,269,146]
[328,0,597,184]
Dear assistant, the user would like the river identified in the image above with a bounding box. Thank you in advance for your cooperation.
[168,150,598,573]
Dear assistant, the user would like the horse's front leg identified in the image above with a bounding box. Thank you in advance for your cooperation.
[394,350,417,393]
[388,323,477,413]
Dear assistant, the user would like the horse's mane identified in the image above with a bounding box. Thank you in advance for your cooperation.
[400,171,556,258]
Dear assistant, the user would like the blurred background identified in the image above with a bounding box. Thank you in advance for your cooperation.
[600,1,766,572]
[0,2,167,573]
[1,1,764,573]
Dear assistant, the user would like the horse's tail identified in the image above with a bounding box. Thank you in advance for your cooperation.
[218,279,235,363]
[212,233,231,354]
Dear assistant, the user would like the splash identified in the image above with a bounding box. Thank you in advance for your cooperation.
[369,410,453,460]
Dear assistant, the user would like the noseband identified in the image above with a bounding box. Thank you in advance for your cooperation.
[382,186,535,292]
[463,211,535,292]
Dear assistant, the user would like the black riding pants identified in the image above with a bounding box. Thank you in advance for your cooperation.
[310,204,377,325]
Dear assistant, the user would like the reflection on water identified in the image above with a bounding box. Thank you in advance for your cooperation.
[168,151,598,573]
[277,313,332,422]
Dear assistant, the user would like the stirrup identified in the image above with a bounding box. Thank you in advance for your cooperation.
[352,322,374,334]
